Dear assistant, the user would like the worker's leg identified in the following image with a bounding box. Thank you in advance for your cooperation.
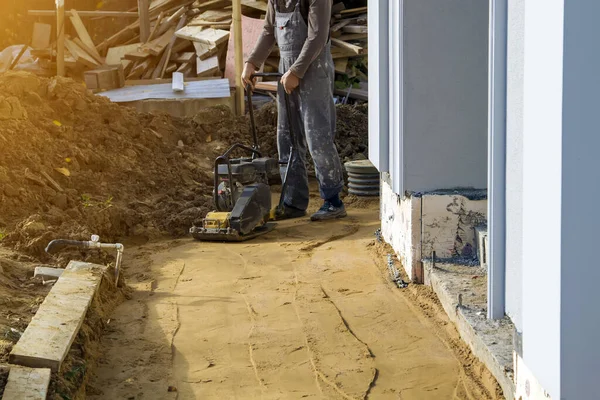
[298,47,346,220]
[277,63,310,213]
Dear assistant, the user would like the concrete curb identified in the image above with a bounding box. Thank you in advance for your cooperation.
[2,366,51,400]
[424,261,515,400]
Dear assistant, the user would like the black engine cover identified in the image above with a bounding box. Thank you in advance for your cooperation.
[229,183,272,235]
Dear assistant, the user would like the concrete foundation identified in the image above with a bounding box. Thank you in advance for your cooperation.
[380,178,487,280]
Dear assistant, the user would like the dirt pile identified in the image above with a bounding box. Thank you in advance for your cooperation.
[0,71,227,261]
[0,72,369,264]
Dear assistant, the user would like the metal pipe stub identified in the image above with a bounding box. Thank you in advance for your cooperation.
[344,160,380,197]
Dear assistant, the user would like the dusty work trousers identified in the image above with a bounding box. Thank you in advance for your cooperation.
[276,45,344,211]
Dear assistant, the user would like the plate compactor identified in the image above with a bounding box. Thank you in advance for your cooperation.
[190,73,297,242]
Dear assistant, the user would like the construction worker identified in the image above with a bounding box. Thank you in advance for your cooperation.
[242,0,346,221]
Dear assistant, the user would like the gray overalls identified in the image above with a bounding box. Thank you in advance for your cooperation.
[274,0,344,211]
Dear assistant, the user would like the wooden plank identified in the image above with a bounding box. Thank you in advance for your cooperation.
[32,23,52,49]
[330,19,352,32]
[171,52,195,63]
[106,43,141,65]
[342,25,368,34]
[57,1,65,76]
[73,37,105,64]
[28,10,139,17]
[175,26,229,45]
[176,60,195,75]
[98,78,231,102]
[154,15,187,78]
[232,0,244,113]
[331,38,365,55]
[2,366,51,400]
[241,0,267,12]
[334,58,348,74]
[138,0,151,42]
[340,6,368,16]
[188,17,232,26]
[69,9,102,60]
[147,11,165,42]
[193,41,218,60]
[147,27,176,55]
[196,55,220,76]
[64,38,99,68]
[254,80,277,92]
[198,9,231,22]
[338,33,368,41]
[9,262,109,372]
[165,62,178,74]
[196,0,232,12]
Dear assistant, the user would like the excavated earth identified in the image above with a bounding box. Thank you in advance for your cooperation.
[0,71,373,398]
[0,72,501,400]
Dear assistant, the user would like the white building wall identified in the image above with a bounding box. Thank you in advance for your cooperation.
[505,0,524,331]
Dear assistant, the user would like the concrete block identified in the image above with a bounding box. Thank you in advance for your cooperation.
[10,261,109,372]
[380,177,422,280]
[33,267,65,280]
[2,366,51,400]
[421,194,487,260]
[424,261,515,400]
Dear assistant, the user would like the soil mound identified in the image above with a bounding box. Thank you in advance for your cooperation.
[0,72,369,262]
[0,71,221,260]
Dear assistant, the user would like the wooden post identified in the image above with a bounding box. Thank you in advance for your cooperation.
[232,0,244,115]
[56,0,65,76]
[137,0,151,43]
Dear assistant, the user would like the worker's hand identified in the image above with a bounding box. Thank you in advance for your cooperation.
[281,70,300,94]
[242,62,257,89]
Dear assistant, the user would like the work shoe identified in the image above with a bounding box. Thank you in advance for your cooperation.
[310,201,347,221]
[272,204,307,221]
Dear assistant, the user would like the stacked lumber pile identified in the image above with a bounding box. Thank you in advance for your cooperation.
[25,0,367,98]
[28,0,270,90]
[329,2,368,100]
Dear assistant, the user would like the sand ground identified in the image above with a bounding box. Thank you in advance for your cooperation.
[88,198,502,400]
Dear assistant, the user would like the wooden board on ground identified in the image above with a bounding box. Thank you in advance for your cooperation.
[8,261,109,372]
[64,38,99,68]
[196,55,220,76]
[224,15,264,85]
[98,78,231,102]
[2,366,51,400]
[69,9,102,60]
[32,23,52,49]
[175,26,229,45]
